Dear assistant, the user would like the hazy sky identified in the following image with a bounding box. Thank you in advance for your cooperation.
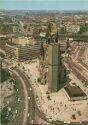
[0,0,88,10]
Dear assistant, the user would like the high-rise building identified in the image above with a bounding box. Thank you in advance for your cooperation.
[0,57,2,84]
[48,43,61,92]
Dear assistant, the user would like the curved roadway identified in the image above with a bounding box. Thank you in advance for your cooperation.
[13,67,88,125]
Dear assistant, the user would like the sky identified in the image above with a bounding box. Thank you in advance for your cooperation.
[0,0,88,10]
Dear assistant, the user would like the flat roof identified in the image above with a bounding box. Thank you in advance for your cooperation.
[65,84,87,97]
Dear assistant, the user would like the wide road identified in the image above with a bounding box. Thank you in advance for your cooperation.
[6,69,27,125]
[9,68,36,125]
[14,67,88,125]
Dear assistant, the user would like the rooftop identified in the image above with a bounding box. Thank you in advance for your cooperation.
[65,84,87,98]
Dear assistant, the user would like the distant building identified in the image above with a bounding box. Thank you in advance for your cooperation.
[66,24,80,34]
[0,35,7,50]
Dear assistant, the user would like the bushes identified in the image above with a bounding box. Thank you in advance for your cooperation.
[78,24,88,34]
[1,106,13,123]
[60,27,66,34]
[1,69,10,83]
[37,77,41,83]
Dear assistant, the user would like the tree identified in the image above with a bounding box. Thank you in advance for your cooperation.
[78,24,88,34]
[37,78,41,83]
[1,69,10,83]
[60,27,66,34]
[1,106,13,123]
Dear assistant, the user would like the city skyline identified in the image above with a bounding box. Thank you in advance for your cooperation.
[1,7,88,125]
[0,0,88,10]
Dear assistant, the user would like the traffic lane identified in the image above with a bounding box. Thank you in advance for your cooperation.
[14,68,35,118]
[12,68,36,125]
[6,70,25,125]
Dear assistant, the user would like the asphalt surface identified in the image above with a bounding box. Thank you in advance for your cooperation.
[14,67,88,125]
[5,70,26,125]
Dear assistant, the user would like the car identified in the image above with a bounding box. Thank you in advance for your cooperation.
[15,110,18,114]
[28,76,30,79]
[80,121,82,124]
[64,121,67,123]
[67,121,70,124]
[17,89,19,92]
[37,100,39,103]
[29,88,32,91]
[8,107,11,111]
[28,113,30,117]
[7,101,9,104]
[48,119,52,122]
[18,98,20,102]
[38,104,40,107]
[54,119,56,121]
[46,116,50,119]
[36,97,39,100]
[10,67,13,70]
[28,97,31,100]
[31,120,33,124]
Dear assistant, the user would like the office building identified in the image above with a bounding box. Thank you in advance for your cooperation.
[5,43,41,61]
[0,57,2,83]
[48,43,61,92]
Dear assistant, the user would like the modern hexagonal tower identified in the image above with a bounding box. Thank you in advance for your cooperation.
[48,42,61,92]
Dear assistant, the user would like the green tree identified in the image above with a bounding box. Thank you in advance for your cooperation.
[1,69,10,83]
[1,106,13,123]
[60,27,66,34]
[78,24,88,34]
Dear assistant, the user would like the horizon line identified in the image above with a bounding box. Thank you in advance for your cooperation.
[0,9,88,11]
